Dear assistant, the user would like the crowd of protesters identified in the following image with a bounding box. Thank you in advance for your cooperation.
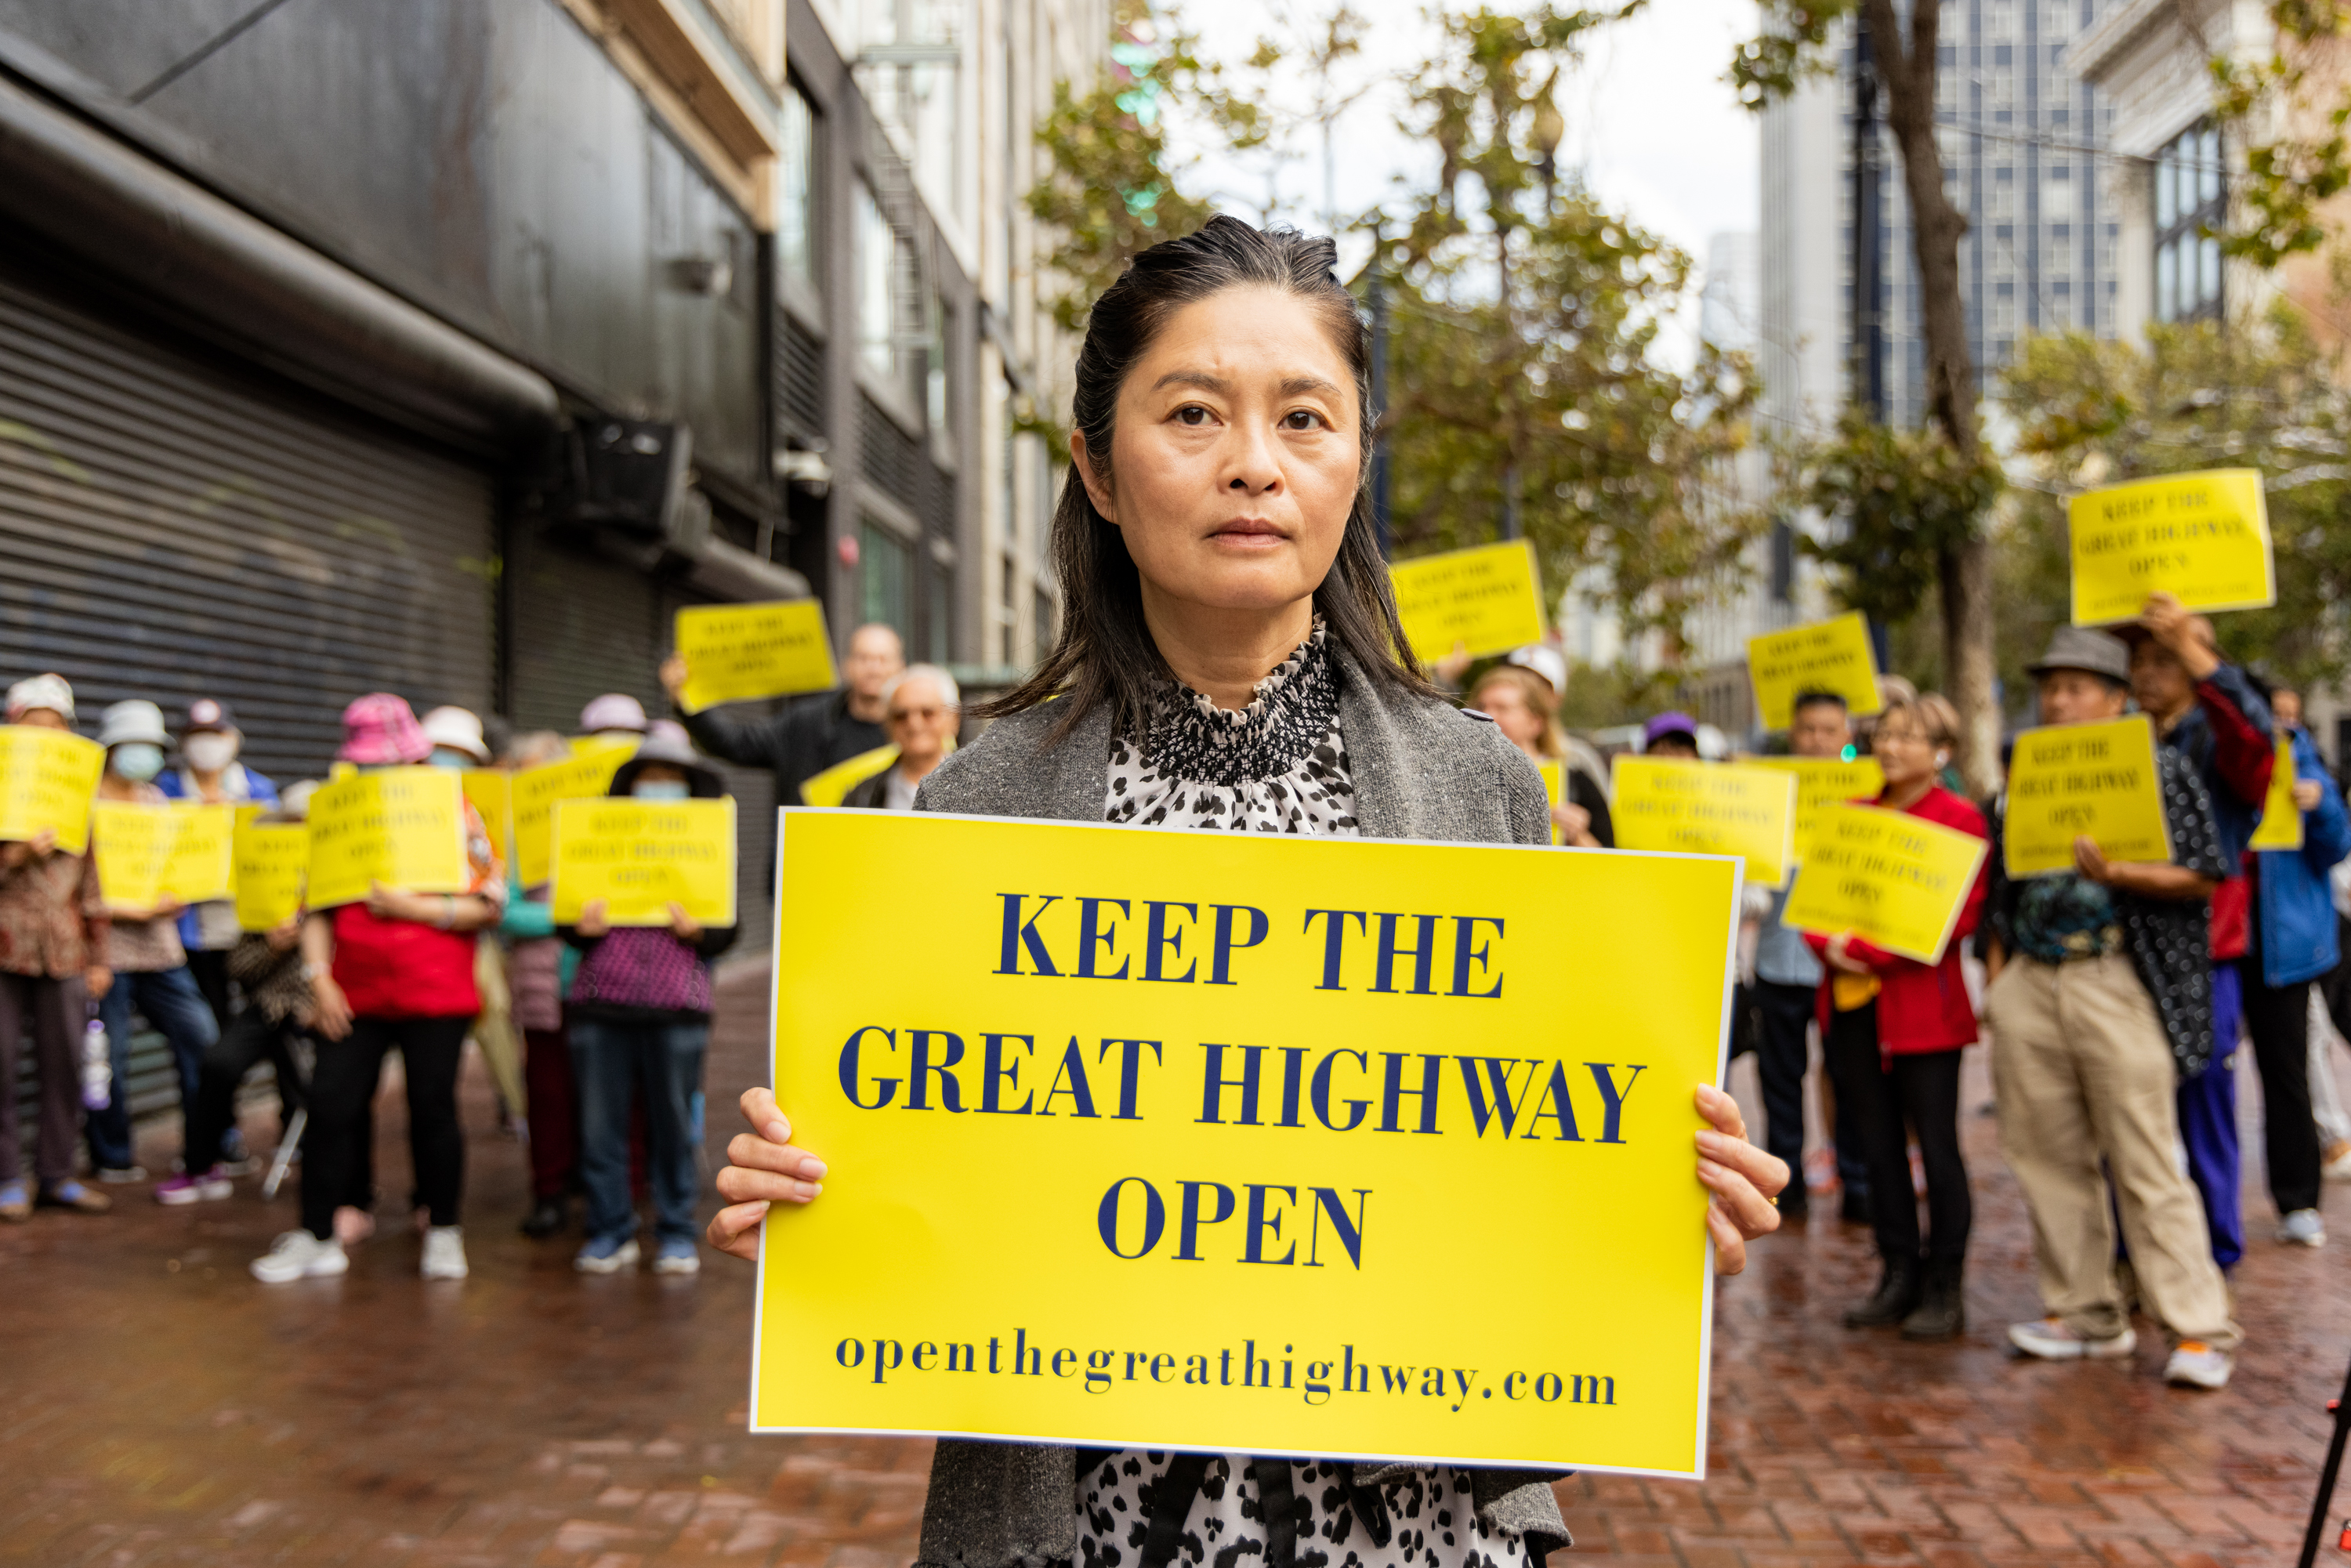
[3,569,2347,1393]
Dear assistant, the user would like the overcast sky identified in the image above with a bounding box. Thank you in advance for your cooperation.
[1161,0,1762,363]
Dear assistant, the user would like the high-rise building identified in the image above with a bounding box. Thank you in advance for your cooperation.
[1762,3,2124,435]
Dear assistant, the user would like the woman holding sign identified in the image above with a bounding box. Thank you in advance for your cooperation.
[704,218,1788,1568]
[1806,695,1989,1341]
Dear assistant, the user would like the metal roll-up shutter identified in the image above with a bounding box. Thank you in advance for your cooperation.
[0,259,497,782]
[0,255,497,1128]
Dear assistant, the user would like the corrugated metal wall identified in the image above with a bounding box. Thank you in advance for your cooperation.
[0,260,498,781]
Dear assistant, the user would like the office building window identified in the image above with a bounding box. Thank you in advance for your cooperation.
[2155,122,2223,323]
[860,517,912,641]
[779,84,820,297]
[929,563,954,663]
[857,183,902,378]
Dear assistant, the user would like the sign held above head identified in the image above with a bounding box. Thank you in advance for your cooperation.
[2069,469,2273,628]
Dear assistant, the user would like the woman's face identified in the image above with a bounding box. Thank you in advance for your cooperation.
[1873,714,1937,791]
[1078,286,1360,619]
[1471,681,1544,757]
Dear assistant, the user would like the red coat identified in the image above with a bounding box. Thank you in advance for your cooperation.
[1803,783,1990,1055]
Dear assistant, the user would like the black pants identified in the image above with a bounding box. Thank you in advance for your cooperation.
[185,1007,309,1175]
[1746,980,1817,1185]
[1826,1002,1970,1262]
[186,948,234,1032]
[301,1015,469,1241]
[2239,956,2321,1215]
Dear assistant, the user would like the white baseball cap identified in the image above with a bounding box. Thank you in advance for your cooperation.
[1504,644,1568,694]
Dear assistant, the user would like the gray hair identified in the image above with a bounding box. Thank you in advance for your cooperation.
[882,664,960,712]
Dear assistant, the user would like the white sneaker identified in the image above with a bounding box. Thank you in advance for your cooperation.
[650,1240,701,1276]
[420,1226,469,1280]
[250,1230,349,1284]
[574,1237,641,1275]
[2008,1317,2137,1360]
[2164,1342,2233,1389]
[2278,1208,2327,1247]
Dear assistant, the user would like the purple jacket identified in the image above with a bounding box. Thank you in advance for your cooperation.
[563,923,736,1019]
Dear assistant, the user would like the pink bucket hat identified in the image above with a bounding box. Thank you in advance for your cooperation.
[578,693,649,733]
[338,693,431,765]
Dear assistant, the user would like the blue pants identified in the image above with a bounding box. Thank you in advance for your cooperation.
[86,966,219,1173]
[2178,963,2244,1271]
[571,1015,708,1248]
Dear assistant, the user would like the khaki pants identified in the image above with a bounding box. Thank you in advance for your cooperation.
[1986,952,2241,1351]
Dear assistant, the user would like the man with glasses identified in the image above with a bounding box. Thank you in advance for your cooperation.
[842,666,960,811]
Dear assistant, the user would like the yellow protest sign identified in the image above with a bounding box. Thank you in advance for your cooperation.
[1536,759,1565,845]
[462,770,513,864]
[1390,541,1548,662]
[569,733,643,759]
[755,811,1738,1478]
[89,802,234,912]
[1745,756,1886,861]
[2003,715,2172,878]
[1745,613,1882,731]
[800,744,899,808]
[2070,469,2273,626]
[305,769,470,908]
[2251,740,2303,852]
[1610,757,1795,889]
[234,820,310,931]
[551,798,737,925]
[1779,804,1988,965]
[675,599,839,713]
[512,750,634,886]
[0,726,103,854]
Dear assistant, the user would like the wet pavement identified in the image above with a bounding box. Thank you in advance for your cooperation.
[1,964,2344,1566]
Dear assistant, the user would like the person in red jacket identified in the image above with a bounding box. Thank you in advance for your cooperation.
[1806,693,1991,1340]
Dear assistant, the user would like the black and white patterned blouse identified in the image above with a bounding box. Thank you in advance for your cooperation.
[1087,629,1524,1568]
[1079,1452,1526,1568]
[1104,621,1357,835]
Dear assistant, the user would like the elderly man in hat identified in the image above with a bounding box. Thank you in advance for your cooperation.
[1982,626,2243,1389]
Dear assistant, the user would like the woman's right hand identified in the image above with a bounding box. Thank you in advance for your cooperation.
[311,973,353,1041]
[659,652,690,701]
[707,1087,828,1262]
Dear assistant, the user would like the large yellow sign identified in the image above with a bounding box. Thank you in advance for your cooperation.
[1389,541,1548,661]
[462,770,513,865]
[1745,613,1882,731]
[551,798,737,926]
[90,802,235,913]
[513,750,634,886]
[2070,469,2273,626]
[675,599,839,714]
[755,811,1738,1479]
[234,820,310,931]
[2003,716,2172,878]
[1744,756,1885,862]
[1779,804,1987,965]
[0,726,104,853]
[1610,758,1795,889]
[2250,739,2303,852]
[306,769,471,908]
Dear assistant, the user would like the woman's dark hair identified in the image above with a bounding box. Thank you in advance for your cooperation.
[977,215,1437,741]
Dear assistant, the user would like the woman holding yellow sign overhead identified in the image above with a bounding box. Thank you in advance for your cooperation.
[701,217,1788,1568]
[1805,693,1990,1342]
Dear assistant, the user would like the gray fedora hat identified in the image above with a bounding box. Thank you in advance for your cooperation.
[2027,625,2131,684]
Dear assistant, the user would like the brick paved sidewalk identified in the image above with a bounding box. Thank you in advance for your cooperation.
[0,965,2342,1566]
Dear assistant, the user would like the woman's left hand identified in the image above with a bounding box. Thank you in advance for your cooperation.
[1696,1085,1787,1274]
[1824,932,1871,975]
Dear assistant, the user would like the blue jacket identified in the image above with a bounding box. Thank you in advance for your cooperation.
[2255,726,2351,987]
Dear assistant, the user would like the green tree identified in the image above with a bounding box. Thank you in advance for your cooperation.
[1377,5,1766,652]
[2212,0,2351,267]
[1999,306,2351,691]
[1734,0,2001,788]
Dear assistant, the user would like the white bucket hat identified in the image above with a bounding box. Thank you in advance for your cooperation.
[96,699,170,749]
[420,705,492,765]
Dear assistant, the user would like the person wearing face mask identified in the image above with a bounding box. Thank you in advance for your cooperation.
[419,705,527,1140]
[157,700,278,1045]
[0,674,112,1219]
[249,693,505,1285]
[842,665,962,810]
[87,701,222,1189]
[560,722,736,1275]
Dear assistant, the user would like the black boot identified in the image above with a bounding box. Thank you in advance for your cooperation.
[1842,1252,1922,1328]
[1900,1256,1966,1341]
[520,1197,567,1238]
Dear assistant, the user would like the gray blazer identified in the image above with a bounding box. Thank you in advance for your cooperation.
[908,649,1570,1568]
